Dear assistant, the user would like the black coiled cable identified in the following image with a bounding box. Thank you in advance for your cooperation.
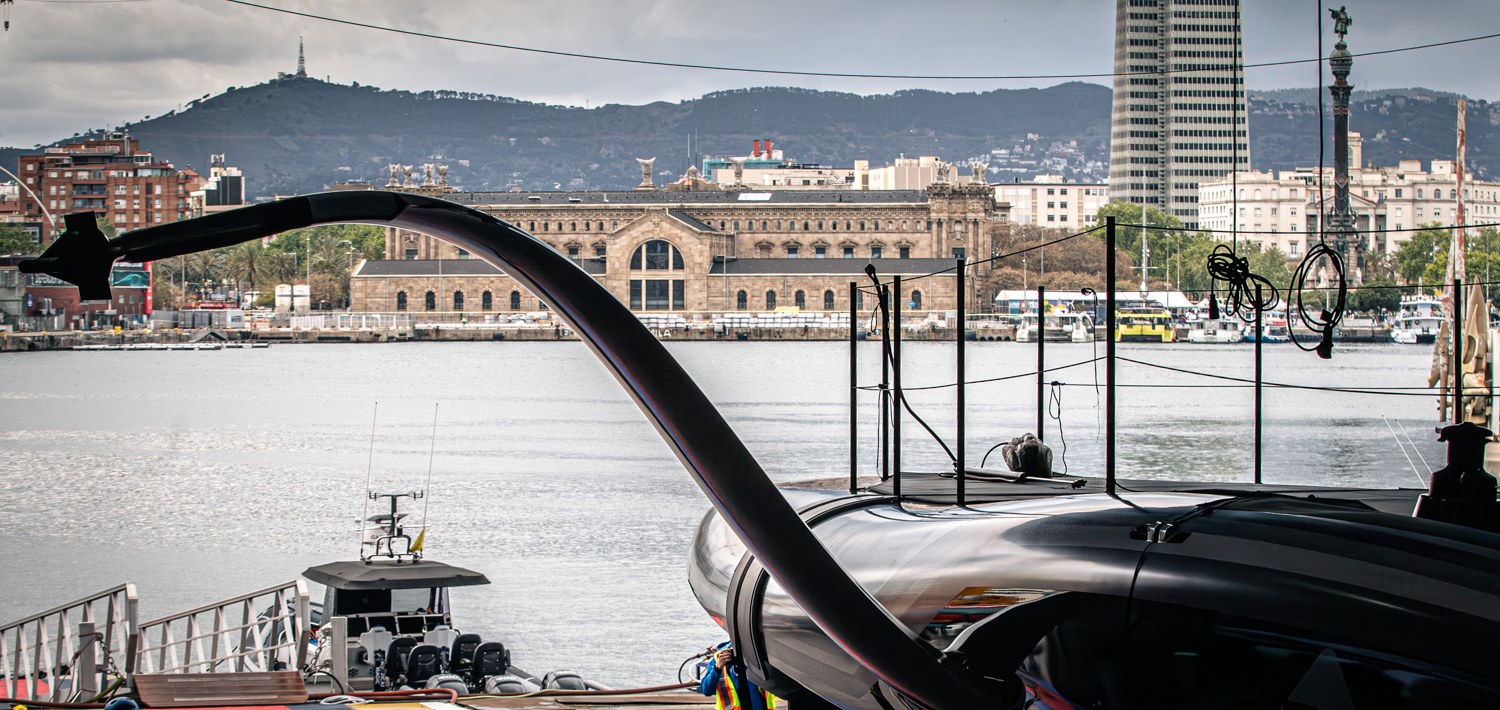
[1205,244,1280,321]
[1287,239,1347,359]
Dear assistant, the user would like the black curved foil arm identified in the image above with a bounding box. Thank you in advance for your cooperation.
[18,191,997,710]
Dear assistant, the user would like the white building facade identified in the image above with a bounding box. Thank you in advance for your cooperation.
[1198,141,1500,259]
[995,176,1110,227]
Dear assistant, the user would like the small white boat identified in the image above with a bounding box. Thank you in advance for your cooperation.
[1185,318,1245,344]
[1393,295,1442,344]
[1016,311,1094,343]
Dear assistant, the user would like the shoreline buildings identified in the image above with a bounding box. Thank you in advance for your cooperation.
[1109,0,1247,229]
[15,133,210,245]
[1196,135,1500,263]
[350,171,1006,315]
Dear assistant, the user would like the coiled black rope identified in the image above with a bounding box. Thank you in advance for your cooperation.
[1288,240,1347,359]
[1205,244,1281,321]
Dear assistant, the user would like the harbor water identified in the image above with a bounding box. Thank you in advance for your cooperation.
[0,340,1451,687]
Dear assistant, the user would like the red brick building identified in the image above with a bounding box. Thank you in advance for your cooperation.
[16,132,206,244]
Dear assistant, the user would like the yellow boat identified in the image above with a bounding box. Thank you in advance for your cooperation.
[1115,304,1176,342]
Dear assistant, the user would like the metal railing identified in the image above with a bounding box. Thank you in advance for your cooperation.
[133,581,310,676]
[0,583,138,702]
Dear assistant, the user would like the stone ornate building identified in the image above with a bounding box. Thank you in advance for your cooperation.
[350,181,1007,315]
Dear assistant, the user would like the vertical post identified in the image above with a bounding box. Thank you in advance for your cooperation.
[1037,286,1046,439]
[1106,216,1117,494]
[329,616,348,690]
[893,276,902,499]
[879,285,890,481]
[849,281,858,495]
[76,621,97,700]
[1456,278,1464,425]
[1255,284,1263,485]
[956,259,967,507]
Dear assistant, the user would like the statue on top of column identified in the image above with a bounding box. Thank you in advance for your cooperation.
[1330,6,1352,39]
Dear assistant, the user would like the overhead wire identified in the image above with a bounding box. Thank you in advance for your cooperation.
[218,0,1500,82]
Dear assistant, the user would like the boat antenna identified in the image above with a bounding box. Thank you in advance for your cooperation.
[360,402,378,558]
[419,403,439,551]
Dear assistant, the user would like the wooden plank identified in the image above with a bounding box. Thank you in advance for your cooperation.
[135,671,308,708]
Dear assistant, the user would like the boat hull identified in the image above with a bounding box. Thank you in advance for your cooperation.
[691,488,1500,710]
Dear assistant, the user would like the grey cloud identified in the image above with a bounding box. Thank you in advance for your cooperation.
[0,0,1496,148]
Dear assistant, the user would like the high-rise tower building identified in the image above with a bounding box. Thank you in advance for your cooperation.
[1108,0,1247,229]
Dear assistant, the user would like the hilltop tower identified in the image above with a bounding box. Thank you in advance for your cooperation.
[296,37,306,78]
[1108,0,1248,230]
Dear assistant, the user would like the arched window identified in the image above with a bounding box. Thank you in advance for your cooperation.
[482,291,493,310]
[570,222,577,231]
[631,240,682,270]
[1451,189,1458,199]
[803,221,810,230]
[612,221,619,230]
[823,290,835,310]
[830,221,837,231]
[737,290,747,310]
[529,221,536,232]
[795,290,806,309]
[542,222,549,231]
[845,221,852,230]
[424,291,436,310]
[910,290,923,309]
[1417,189,1424,199]
[1270,189,1278,200]
[396,291,408,311]
[1253,189,1261,199]
[818,221,824,230]
[453,291,464,310]
[1239,189,1245,199]
[510,290,521,310]
[733,220,740,230]
[766,290,777,310]
[761,221,768,230]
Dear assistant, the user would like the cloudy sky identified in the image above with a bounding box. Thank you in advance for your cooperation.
[2,0,1498,148]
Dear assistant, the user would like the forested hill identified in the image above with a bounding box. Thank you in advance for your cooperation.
[15,79,1114,198]
[2,77,1495,199]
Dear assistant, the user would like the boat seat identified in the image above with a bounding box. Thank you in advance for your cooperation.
[384,636,419,684]
[469,641,510,685]
[405,643,445,686]
[424,625,460,651]
[358,626,394,662]
[450,633,483,676]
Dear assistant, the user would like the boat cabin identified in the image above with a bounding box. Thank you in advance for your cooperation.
[305,559,488,636]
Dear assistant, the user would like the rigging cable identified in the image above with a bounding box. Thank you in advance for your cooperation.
[1286,0,1347,360]
[865,266,956,464]
[1048,381,1068,475]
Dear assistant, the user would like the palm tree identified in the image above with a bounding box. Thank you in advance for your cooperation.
[226,241,268,291]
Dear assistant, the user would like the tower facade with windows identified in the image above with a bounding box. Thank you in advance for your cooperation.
[1109,0,1247,229]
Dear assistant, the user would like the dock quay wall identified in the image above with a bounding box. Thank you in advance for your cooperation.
[0,323,1400,352]
[3,324,990,351]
